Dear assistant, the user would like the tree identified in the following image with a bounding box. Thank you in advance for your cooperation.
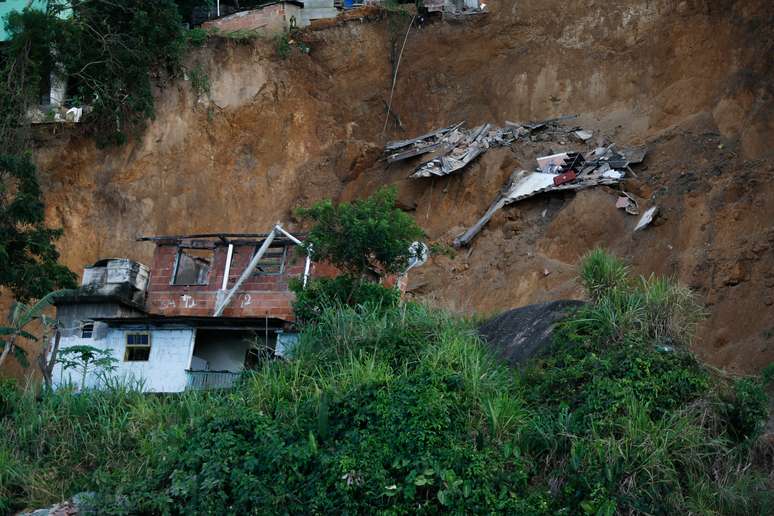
[0,154,77,302]
[297,187,425,280]
[57,345,117,390]
[1,9,77,302]
[52,0,186,145]
[0,7,66,154]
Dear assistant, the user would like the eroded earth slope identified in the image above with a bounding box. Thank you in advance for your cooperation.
[8,0,772,374]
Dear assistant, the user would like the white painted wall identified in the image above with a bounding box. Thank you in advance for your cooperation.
[52,326,195,393]
[192,331,251,372]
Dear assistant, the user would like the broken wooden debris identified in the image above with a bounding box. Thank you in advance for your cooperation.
[615,192,640,215]
[385,122,464,163]
[388,115,600,180]
[388,122,519,179]
[634,206,658,232]
[389,115,650,246]
[411,123,497,178]
[453,143,643,247]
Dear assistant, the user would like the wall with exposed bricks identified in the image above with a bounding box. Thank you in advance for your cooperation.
[145,243,337,321]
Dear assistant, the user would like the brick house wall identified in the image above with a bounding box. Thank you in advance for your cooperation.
[145,242,337,321]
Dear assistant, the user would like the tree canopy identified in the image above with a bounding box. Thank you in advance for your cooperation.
[297,187,424,279]
[0,154,76,302]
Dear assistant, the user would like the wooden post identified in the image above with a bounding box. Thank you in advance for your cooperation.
[221,243,234,290]
[453,195,507,248]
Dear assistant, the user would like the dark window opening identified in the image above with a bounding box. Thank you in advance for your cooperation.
[173,248,213,285]
[253,245,286,276]
[81,323,94,339]
[124,333,151,362]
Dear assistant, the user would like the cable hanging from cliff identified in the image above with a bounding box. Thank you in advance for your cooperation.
[382,14,416,137]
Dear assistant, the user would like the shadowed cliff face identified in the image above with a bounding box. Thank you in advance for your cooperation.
[3,0,771,378]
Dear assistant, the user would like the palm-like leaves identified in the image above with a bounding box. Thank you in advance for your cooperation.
[0,290,68,369]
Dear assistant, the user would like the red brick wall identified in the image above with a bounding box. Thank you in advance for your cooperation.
[146,243,326,321]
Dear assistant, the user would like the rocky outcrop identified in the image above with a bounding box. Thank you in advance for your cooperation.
[18,492,95,516]
[478,300,585,366]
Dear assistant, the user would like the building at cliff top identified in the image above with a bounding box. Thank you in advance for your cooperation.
[201,1,338,36]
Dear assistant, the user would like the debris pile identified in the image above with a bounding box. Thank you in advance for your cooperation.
[386,115,587,179]
[424,0,488,16]
[452,143,648,247]
[385,116,650,247]
[386,122,514,178]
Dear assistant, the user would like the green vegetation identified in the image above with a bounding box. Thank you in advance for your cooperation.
[292,186,423,323]
[1,1,189,147]
[291,275,400,325]
[56,345,118,391]
[0,155,76,303]
[0,291,62,375]
[52,0,186,146]
[297,187,424,279]
[188,64,211,98]
[1,250,771,514]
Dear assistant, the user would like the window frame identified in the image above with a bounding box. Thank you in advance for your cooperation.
[124,332,152,362]
[171,247,214,286]
[81,322,94,339]
[252,244,287,277]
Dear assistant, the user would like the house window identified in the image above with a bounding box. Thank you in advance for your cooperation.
[253,245,286,276]
[172,248,213,285]
[81,322,94,339]
[124,333,151,362]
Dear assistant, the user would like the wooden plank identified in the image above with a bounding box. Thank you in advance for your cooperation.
[453,195,507,248]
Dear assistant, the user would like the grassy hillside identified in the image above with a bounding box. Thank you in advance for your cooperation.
[1,252,772,514]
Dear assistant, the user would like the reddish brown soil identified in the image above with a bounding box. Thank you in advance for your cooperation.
[2,0,773,380]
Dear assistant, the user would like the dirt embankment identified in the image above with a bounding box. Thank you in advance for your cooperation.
[4,0,772,377]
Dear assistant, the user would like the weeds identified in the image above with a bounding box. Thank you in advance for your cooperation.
[188,64,210,98]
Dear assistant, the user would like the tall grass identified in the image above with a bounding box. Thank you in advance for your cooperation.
[1,251,771,514]
[573,248,705,348]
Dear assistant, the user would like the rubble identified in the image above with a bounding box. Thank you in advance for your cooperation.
[573,129,593,142]
[634,206,659,232]
[411,123,502,178]
[385,122,464,164]
[615,192,640,215]
[453,142,645,247]
[386,116,649,247]
[385,122,516,178]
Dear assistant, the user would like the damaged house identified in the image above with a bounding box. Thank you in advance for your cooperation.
[51,226,333,392]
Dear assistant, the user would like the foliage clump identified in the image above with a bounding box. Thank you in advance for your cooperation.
[290,275,400,326]
[292,187,424,323]
[0,154,76,302]
[297,187,424,279]
[0,251,771,514]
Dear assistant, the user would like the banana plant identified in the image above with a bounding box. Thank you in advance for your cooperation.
[0,290,64,371]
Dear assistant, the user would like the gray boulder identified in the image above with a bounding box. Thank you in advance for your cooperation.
[478,300,585,366]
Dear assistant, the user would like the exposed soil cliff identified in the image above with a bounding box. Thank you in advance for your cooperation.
[6,0,773,375]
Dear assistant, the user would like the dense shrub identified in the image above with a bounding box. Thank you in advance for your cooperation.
[0,379,19,419]
[297,187,425,279]
[1,252,771,514]
[722,378,769,441]
[291,275,400,325]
